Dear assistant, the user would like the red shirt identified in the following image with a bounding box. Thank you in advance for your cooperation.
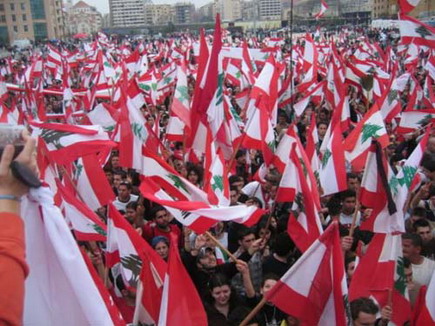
[142,223,182,246]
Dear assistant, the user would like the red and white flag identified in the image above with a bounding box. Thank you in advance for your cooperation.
[157,234,207,326]
[398,14,435,48]
[266,222,348,326]
[413,270,435,325]
[349,233,412,325]
[398,0,422,15]
[314,0,329,19]
[22,187,118,325]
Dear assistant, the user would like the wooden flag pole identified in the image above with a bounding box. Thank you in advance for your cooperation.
[240,296,267,326]
[205,231,238,263]
[349,199,360,238]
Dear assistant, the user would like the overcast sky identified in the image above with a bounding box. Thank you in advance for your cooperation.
[77,0,211,14]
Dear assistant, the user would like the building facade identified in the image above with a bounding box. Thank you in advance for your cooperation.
[172,3,195,24]
[0,0,65,45]
[215,0,242,22]
[109,0,146,27]
[66,0,102,35]
[144,3,173,25]
[258,0,281,20]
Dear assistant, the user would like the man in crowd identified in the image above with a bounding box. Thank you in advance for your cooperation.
[113,182,138,212]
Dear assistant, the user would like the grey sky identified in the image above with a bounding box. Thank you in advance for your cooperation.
[76,0,212,14]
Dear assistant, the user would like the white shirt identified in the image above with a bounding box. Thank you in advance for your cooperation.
[412,257,435,286]
[113,194,138,212]
[242,181,271,208]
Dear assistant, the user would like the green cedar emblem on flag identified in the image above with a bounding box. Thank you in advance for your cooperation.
[131,122,147,141]
[394,256,407,295]
[167,174,190,194]
[40,129,74,149]
[176,85,189,103]
[387,90,398,106]
[90,223,107,236]
[361,123,383,144]
[211,175,224,192]
[397,166,417,188]
[417,114,433,127]
[120,254,143,288]
[415,25,431,39]
[321,148,332,169]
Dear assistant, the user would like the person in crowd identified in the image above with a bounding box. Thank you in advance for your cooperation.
[413,219,435,259]
[242,171,280,209]
[151,236,170,261]
[402,233,435,286]
[262,232,295,278]
[113,182,139,212]
[339,190,361,228]
[142,205,181,244]
[350,297,392,326]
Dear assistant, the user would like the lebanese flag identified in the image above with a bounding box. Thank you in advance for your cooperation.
[21,187,118,325]
[379,72,408,123]
[157,234,207,326]
[266,222,348,326]
[396,109,435,134]
[0,78,8,102]
[314,0,329,19]
[343,104,389,172]
[359,141,405,233]
[170,60,191,130]
[398,14,435,48]
[139,177,265,234]
[413,271,435,325]
[203,146,230,206]
[86,102,118,134]
[319,123,347,196]
[74,154,115,211]
[287,144,323,252]
[293,81,325,117]
[30,121,116,165]
[305,114,321,176]
[57,180,107,242]
[349,233,412,325]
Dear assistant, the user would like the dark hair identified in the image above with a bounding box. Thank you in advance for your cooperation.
[316,121,328,128]
[413,218,431,230]
[237,227,255,241]
[403,257,411,269]
[119,182,132,190]
[350,297,379,321]
[113,170,127,178]
[228,306,259,326]
[341,189,357,201]
[402,233,423,248]
[229,175,244,185]
[126,201,138,210]
[421,153,435,172]
[150,205,167,220]
[411,207,428,219]
[261,273,279,287]
[248,196,263,208]
[273,232,294,257]
[345,256,356,271]
[186,164,203,184]
[326,196,342,217]
[208,273,231,292]
[346,172,361,181]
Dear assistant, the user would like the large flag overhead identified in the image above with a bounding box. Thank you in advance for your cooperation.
[21,187,118,325]
[157,234,207,326]
[266,222,348,326]
[413,270,435,325]
[398,14,435,48]
[349,233,412,325]
[314,0,329,19]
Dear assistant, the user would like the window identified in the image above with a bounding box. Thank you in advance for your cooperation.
[0,15,5,23]
[33,22,47,40]
[30,0,46,19]
[24,25,28,32]
[13,26,18,32]
[0,4,4,11]
[12,14,16,22]
[23,14,26,21]
[0,26,8,44]
[10,3,15,11]
[21,3,25,10]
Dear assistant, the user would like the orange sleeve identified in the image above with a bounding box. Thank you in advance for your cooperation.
[0,212,29,326]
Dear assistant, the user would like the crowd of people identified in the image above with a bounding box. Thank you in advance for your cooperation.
[0,15,434,326]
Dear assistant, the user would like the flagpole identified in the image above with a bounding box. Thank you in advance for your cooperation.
[349,199,360,237]
[239,296,267,326]
[205,231,239,262]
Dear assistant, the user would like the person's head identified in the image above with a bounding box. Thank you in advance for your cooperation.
[111,154,120,169]
[402,233,423,261]
[208,273,232,307]
[346,173,361,192]
[118,182,132,201]
[245,196,263,208]
[187,165,203,185]
[413,219,433,243]
[104,168,113,184]
[262,171,280,195]
[317,121,328,138]
[260,273,279,296]
[350,297,379,326]
[273,232,294,258]
[125,201,138,225]
[256,216,274,241]
[409,206,428,225]
[197,246,217,269]
[345,256,356,285]
[151,236,169,260]
[235,149,247,165]
[113,170,127,189]
[420,153,435,181]
[426,136,435,154]
[150,206,170,229]
[341,190,357,215]
[229,175,244,191]
[238,227,256,251]
[230,186,240,205]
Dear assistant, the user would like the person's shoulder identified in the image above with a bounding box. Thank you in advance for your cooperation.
[423,256,435,267]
